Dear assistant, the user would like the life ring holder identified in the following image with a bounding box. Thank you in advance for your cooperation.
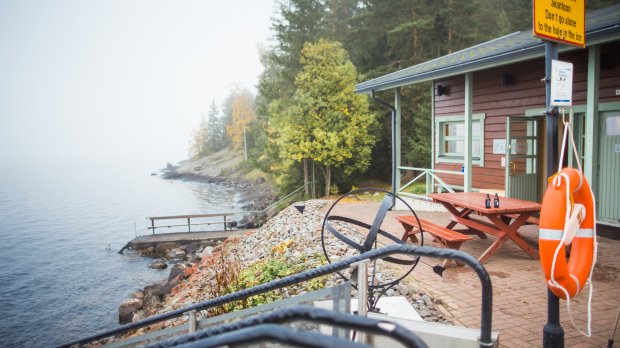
[538,109,598,336]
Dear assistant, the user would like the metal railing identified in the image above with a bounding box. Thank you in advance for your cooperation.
[147,213,234,234]
[242,181,316,227]
[103,283,351,348]
[142,181,315,235]
[144,306,429,348]
[60,244,494,348]
[398,166,465,199]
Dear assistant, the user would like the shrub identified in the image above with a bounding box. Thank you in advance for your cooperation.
[204,242,328,316]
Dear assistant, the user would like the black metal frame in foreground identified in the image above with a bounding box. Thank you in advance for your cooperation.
[145,306,428,348]
[59,244,494,348]
[160,324,368,348]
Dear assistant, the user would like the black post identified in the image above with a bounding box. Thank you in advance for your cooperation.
[370,90,397,207]
[543,40,564,348]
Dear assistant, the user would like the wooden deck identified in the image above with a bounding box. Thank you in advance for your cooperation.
[119,230,253,253]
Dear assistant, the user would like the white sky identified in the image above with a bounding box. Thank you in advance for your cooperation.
[0,0,275,168]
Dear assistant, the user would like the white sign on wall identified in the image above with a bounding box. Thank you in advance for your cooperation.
[550,60,574,106]
[493,139,517,155]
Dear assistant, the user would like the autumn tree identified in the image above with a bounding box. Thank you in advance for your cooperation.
[272,39,377,196]
[226,89,256,150]
[188,114,209,160]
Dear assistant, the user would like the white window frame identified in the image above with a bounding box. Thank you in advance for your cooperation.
[434,113,486,166]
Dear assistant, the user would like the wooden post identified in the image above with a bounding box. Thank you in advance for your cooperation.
[224,215,227,231]
[431,81,436,177]
[151,219,155,235]
[187,218,191,233]
[394,88,402,196]
[426,171,432,195]
[584,45,600,195]
[188,310,197,333]
[312,162,316,198]
[464,72,473,192]
[353,259,370,344]
[243,127,248,161]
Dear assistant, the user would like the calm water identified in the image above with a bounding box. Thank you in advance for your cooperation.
[0,161,238,347]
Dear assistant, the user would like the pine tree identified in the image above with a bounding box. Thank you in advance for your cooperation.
[205,101,226,153]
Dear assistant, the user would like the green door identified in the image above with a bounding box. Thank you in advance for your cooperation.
[505,116,540,202]
[597,111,620,225]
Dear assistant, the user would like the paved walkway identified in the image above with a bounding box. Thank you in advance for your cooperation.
[331,201,620,347]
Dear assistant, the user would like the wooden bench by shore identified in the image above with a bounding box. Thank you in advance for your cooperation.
[396,215,472,250]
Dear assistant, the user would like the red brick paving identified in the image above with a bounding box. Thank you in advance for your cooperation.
[332,202,620,347]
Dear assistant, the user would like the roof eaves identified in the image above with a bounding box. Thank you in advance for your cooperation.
[355,42,545,94]
[355,32,526,93]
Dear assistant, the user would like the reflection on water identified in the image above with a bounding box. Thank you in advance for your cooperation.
[0,163,237,347]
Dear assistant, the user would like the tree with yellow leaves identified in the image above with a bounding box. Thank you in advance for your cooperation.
[226,91,256,150]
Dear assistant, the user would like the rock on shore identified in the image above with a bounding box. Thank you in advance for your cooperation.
[161,147,277,215]
[115,199,452,342]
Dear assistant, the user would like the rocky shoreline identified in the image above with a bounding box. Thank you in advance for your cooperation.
[161,148,277,219]
[112,199,453,344]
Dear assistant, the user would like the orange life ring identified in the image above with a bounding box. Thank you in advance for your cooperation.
[539,167,596,300]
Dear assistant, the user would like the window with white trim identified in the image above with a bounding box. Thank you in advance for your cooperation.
[435,113,485,165]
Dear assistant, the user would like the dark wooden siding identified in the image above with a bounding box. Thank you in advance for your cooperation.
[600,41,620,104]
[432,40,620,190]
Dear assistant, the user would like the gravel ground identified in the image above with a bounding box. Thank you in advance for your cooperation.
[112,199,453,344]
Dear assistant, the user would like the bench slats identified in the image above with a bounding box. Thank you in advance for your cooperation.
[397,216,472,251]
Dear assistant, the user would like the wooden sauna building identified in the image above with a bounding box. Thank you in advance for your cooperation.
[356,4,620,232]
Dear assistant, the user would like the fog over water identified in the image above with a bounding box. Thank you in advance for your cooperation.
[0,1,274,345]
[0,0,274,168]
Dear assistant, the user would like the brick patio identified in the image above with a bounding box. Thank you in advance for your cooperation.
[332,201,620,347]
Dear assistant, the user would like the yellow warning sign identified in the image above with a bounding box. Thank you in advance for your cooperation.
[533,0,585,47]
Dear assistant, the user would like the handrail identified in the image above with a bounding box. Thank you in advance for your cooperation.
[243,181,316,215]
[397,166,464,197]
[240,181,316,227]
[156,324,369,348]
[144,182,315,234]
[146,306,428,348]
[60,244,493,348]
[148,213,234,220]
[147,213,232,234]
[398,166,465,176]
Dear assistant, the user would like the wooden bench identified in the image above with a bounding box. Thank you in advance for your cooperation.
[504,213,539,225]
[396,215,472,250]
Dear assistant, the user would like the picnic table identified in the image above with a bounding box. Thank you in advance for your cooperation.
[398,192,541,264]
[429,192,541,263]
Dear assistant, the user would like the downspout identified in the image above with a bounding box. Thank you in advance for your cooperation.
[371,90,397,206]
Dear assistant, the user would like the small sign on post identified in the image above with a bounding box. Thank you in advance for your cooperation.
[533,0,585,47]
[550,60,573,106]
